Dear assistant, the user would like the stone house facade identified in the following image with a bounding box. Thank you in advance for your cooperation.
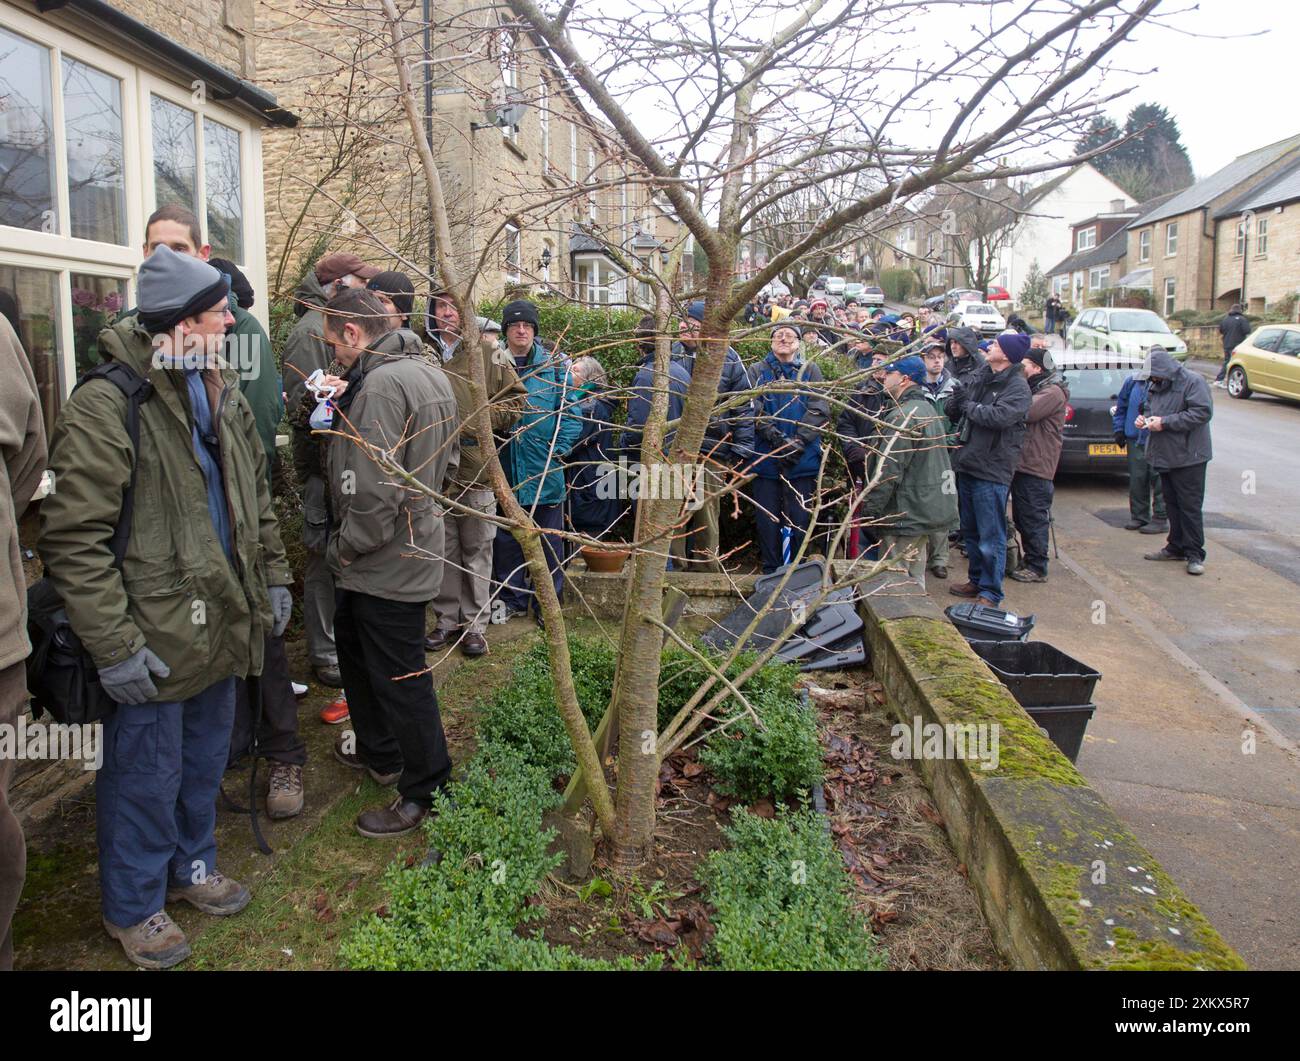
[1124,134,1300,316]
[1211,158,1300,315]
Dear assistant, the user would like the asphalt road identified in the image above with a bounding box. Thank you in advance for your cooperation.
[972,357,1300,969]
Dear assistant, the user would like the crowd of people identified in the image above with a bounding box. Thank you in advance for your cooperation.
[0,215,1216,969]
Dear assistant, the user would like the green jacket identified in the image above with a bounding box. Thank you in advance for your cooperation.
[325,328,460,601]
[1,318,47,672]
[437,334,526,488]
[38,318,292,701]
[861,387,958,538]
[232,305,282,491]
[281,269,332,484]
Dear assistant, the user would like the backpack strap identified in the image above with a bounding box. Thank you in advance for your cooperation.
[72,362,154,569]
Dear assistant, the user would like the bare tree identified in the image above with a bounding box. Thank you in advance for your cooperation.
[268,0,1168,873]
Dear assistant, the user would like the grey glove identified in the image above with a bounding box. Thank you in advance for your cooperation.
[98,647,171,705]
[269,585,293,639]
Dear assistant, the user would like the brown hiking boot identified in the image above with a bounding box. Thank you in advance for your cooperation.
[948,580,980,598]
[355,796,429,839]
[461,631,488,657]
[166,871,251,916]
[103,911,191,969]
[425,628,454,652]
[266,762,304,820]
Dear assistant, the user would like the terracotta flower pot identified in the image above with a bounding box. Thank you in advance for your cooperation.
[580,544,631,574]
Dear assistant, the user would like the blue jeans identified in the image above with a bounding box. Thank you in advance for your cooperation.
[491,502,565,615]
[96,677,236,927]
[958,476,1010,605]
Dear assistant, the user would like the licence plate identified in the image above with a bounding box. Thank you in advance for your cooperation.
[1088,443,1124,456]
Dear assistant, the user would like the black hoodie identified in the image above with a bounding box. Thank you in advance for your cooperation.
[946,326,986,389]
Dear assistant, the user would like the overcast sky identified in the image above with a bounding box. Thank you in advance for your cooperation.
[1103,0,1297,177]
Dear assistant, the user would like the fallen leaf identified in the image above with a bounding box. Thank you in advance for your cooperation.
[918,802,945,827]
[682,761,705,778]
[635,920,680,947]
[750,799,776,819]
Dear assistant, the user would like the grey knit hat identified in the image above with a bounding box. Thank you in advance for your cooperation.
[138,244,230,334]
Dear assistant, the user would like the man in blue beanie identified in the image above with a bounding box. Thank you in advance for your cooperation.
[944,331,1032,606]
[859,356,958,587]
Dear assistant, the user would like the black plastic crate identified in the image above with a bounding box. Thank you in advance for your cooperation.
[966,640,1102,707]
[1023,703,1096,763]
[944,603,1035,643]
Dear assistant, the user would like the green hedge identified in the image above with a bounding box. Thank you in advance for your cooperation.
[702,805,886,970]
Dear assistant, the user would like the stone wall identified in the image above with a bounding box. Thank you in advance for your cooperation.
[111,0,255,78]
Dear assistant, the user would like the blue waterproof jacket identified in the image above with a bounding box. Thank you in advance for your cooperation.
[1113,375,1152,446]
[623,352,692,457]
[750,351,830,480]
[504,339,584,506]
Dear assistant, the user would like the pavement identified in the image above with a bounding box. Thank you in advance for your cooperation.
[921,361,1300,969]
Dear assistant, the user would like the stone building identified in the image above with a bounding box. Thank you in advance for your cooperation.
[0,0,295,442]
[1123,134,1300,316]
[1211,157,1300,315]
[257,0,687,307]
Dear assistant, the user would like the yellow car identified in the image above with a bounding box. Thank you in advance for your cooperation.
[1226,324,1300,401]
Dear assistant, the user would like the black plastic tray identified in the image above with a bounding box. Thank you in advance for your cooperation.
[1023,703,1096,763]
[944,602,1034,642]
[967,640,1101,707]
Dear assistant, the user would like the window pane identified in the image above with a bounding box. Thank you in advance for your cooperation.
[0,27,56,232]
[70,273,127,376]
[204,118,243,261]
[63,57,126,245]
[0,265,62,440]
[152,95,197,215]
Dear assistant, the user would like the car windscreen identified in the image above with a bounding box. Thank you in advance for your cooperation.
[1061,366,1134,399]
[1109,310,1171,333]
[964,304,996,314]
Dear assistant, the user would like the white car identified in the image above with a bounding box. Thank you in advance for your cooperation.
[1067,307,1188,360]
[824,276,846,296]
[951,300,1005,337]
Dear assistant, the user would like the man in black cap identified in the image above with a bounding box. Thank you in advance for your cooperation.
[1214,303,1251,389]
[367,271,416,329]
[491,300,583,620]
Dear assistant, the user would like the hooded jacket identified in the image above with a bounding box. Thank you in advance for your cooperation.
[325,328,459,601]
[282,268,333,483]
[1219,311,1251,354]
[1,318,47,672]
[39,317,292,700]
[750,351,830,480]
[946,327,987,389]
[504,338,585,506]
[837,377,888,478]
[946,360,1032,485]
[860,387,959,537]
[1015,370,1068,480]
[670,340,754,464]
[1142,347,1213,471]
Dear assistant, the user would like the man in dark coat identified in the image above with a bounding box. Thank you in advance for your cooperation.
[1214,303,1251,387]
[1140,346,1213,575]
[945,332,1033,606]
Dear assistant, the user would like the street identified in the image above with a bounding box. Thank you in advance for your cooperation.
[926,361,1300,969]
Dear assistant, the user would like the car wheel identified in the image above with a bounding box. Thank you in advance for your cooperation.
[1226,365,1251,399]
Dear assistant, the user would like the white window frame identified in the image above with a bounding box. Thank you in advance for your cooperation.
[499,31,519,144]
[0,5,266,410]
[503,222,521,284]
[1088,266,1109,291]
[1163,275,1176,317]
[569,121,578,183]
[587,145,597,223]
[1076,227,1096,251]
[1255,217,1268,257]
[1138,228,1151,263]
[620,177,629,241]
[1235,220,1247,258]
[1165,221,1178,257]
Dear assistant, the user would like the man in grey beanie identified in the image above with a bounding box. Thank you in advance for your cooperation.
[39,245,293,968]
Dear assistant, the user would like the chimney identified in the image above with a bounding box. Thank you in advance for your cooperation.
[1110,199,1125,212]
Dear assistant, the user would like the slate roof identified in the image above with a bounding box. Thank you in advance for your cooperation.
[1129,134,1300,228]
[1214,157,1300,217]
[1046,226,1130,277]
